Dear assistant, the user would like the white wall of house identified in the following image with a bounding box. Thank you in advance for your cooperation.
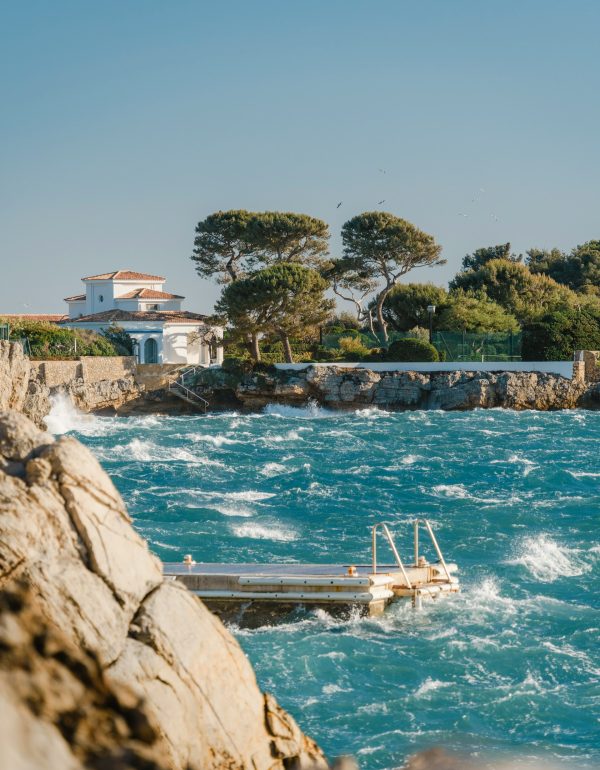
[114,298,183,312]
[63,319,224,365]
[85,280,116,315]
[67,300,85,318]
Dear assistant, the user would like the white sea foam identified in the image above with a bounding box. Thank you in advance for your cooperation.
[414,678,453,698]
[111,438,224,466]
[260,462,288,477]
[45,393,103,435]
[264,401,330,419]
[506,534,589,582]
[212,505,254,518]
[231,523,297,541]
[224,490,275,501]
[567,470,600,478]
[322,683,350,695]
[428,483,520,505]
[431,483,469,499]
[189,433,241,447]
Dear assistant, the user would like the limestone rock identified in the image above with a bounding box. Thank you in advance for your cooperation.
[0,341,31,415]
[0,410,328,770]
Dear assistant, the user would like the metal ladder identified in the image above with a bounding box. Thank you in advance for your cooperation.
[371,519,453,607]
[168,366,209,412]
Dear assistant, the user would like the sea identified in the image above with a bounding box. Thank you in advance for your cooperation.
[47,397,600,770]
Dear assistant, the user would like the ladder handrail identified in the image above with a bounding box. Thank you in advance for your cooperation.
[168,379,209,411]
[371,522,413,589]
[422,519,452,582]
[372,518,453,588]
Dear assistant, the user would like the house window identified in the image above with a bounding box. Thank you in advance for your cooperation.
[99,295,104,302]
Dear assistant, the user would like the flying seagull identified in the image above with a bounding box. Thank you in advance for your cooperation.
[336,201,343,208]
[458,213,468,217]
[377,199,385,205]
[378,168,386,174]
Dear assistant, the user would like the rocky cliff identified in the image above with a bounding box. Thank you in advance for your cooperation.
[0,410,326,770]
[0,342,144,428]
[195,364,600,411]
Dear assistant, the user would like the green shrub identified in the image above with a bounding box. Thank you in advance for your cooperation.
[338,335,371,360]
[383,337,439,362]
[101,325,134,355]
[0,319,120,360]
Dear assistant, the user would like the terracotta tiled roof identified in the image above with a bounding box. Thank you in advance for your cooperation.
[82,270,165,281]
[63,294,86,302]
[1,314,68,323]
[116,288,184,300]
[62,309,211,325]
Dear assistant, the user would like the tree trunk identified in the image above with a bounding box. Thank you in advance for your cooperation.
[250,333,261,362]
[281,335,294,363]
[375,290,390,344]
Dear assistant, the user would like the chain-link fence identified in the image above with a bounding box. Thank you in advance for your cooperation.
[322,329,522,361]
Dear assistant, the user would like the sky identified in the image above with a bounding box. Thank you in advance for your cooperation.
[1,0,599,314]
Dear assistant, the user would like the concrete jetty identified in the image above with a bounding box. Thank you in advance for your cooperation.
[164,520,460,623]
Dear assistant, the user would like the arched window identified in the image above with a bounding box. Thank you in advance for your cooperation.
[144,337,158,364]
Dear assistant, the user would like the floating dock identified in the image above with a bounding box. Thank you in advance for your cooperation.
[164,520,459,623]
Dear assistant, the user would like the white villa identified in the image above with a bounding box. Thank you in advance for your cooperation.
[62,270,223,365]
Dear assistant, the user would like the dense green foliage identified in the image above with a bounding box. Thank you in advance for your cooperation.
[215,263,333,362]
[460,242,521,271]
[331,212,444,341]
[436,291,520,333]
[382,337,439,362]
[100,325,134,355]
[522,307,600,361]
[527,241,600,294]
[1,319,119,359]
[380,283,447,330]
[193,207,600,361]
[192,209,329,283]
[450,259,575,322]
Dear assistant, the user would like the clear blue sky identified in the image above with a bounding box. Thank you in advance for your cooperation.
[1,0,599,313]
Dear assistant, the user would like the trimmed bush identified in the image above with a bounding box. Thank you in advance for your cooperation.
[382,337,439,362]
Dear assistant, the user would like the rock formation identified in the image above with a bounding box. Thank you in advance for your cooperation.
[196,364,600,412]
[0,342,145,428]
[0,410,327,770]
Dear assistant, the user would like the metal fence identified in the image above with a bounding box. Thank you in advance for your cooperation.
[322,330,522,362]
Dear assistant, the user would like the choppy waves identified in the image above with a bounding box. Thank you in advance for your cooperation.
[52,400,600,770]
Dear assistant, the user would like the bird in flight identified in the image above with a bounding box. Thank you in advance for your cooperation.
[490,213,499,222]
[377,199,385,205]
[336,201,343,208]
[458,213,468,217]
[378,168,386,174]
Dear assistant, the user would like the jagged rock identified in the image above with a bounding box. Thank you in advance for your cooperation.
[197,364,592,412]
[0,410,328,770]
[0,579,171,770]
[0,341,31,415]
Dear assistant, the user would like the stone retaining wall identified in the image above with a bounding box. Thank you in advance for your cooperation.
[30,357,136,387]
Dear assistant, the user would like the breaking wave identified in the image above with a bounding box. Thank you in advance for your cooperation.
[506,535,590,582]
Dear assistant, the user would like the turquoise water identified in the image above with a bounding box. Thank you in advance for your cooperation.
[52,402,600,769]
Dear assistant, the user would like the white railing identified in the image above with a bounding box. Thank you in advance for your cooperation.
[371,518,452,584]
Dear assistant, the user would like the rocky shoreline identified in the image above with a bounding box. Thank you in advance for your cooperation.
[3,341,600,430]
[192,364,600,412]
